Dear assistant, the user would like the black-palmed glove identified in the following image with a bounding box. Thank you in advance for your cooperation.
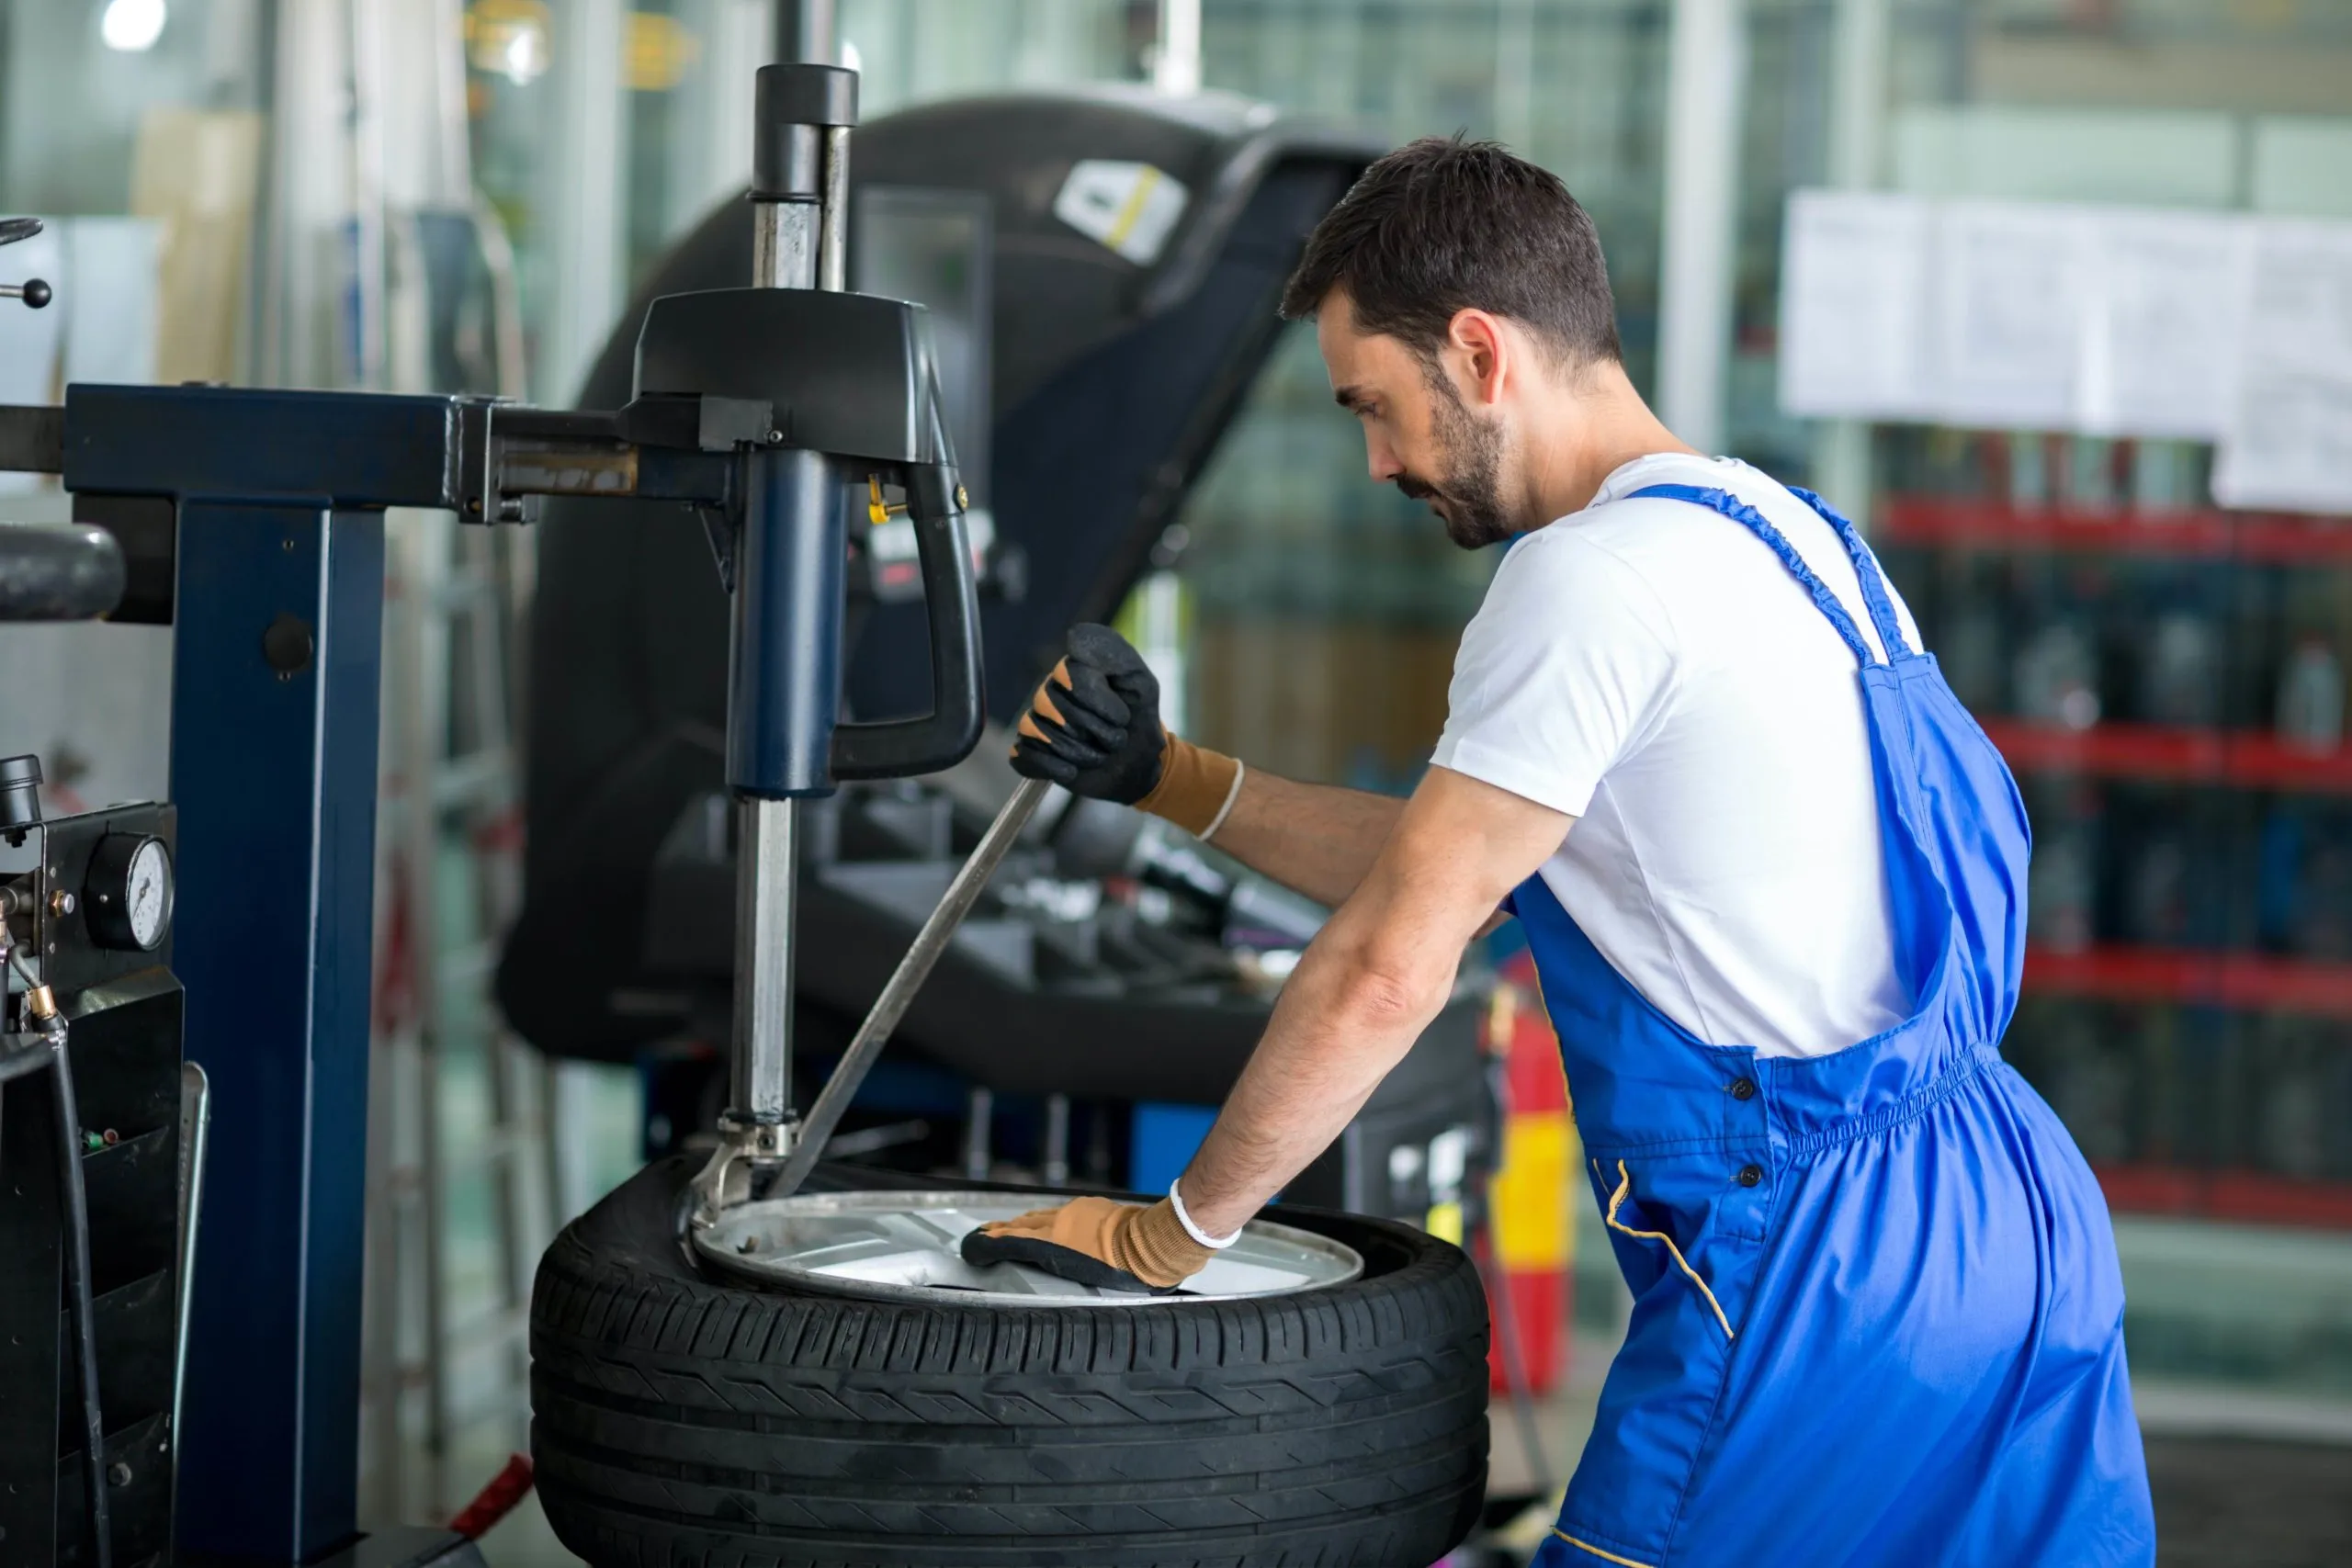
[1011,624,1241,838]
[958,1196,1210,1292]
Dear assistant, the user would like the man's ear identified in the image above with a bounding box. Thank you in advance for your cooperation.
[1445,309,1510,406]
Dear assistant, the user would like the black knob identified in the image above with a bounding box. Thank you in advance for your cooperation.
[263,613,315,675]
[0,754,40,830]
[18,277,48,309]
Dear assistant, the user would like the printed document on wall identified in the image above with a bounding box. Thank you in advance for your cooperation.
[2214,220,2352,515]
[1932,202,2086,431]
[1778,190,1936,422]
[2076,209,2250,440]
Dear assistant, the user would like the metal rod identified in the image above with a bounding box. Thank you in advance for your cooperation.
[1043,1092,1071,1186]
[173,1062,210,1491]
[752,200,818,291]
[51,1036,114,1568]
[1479,1244,1555,1493]
[961,1088,994,1182]
[1477,1206,1555,1495]
[817,125,850,292]
[729,796,798,1125]
[775,0,837,64]
[770,776,1051,1197]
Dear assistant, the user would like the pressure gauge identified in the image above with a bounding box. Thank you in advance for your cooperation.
[85,833,174,952]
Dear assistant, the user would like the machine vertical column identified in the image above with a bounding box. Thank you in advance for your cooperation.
[172,501,384,1562]
[1656,0,1748,456]
[720,63,858,1145]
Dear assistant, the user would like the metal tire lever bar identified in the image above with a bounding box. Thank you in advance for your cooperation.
[760,775,1053,1204]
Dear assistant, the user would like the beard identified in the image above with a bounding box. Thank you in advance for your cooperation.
[1394,374,1512,550]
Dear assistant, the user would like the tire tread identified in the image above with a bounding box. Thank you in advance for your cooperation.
[529,1158,1488,1568]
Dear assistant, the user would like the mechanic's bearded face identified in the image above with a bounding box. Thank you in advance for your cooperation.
[1317,289,1524,550]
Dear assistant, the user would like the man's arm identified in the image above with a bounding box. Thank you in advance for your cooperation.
[1204,768,1405,908]
[1178,765,1572,1236]
[964,763,1570,1288]
[1004,624,1407,905]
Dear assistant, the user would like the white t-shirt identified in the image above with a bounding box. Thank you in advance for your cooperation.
[1432,453,1922,1059]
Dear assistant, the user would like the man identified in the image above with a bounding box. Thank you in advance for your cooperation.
[961,138,2155,1566]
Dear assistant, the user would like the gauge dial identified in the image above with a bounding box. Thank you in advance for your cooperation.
[86,833,173,952]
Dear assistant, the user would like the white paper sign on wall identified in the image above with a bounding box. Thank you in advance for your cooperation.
[1932,200,2089,433]
[1053,160,1190,267]
[1778,189,1938,423]
[2075,209,2250,441]
[2213,220,2352,515]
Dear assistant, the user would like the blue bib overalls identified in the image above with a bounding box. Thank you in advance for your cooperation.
[1523,484,2157,1567]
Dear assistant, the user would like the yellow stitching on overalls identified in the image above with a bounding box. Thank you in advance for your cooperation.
[1551,1527,1658,1567]
[1604,1158,1736,1341]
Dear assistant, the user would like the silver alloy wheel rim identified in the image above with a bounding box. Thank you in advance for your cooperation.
[694,1190,1364,1304]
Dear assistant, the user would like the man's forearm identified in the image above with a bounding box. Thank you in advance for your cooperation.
[1206,766,1407,907]
[1175,895,1458,1237]
[1175,767,1571,1238]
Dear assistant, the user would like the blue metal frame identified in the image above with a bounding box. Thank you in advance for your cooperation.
[170,501,384,1561]
[62,385,453,1562]
[42,370,909,1561]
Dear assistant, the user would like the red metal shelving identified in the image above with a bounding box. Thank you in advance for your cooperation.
[1889,496,2352,1229]
[2095,1163,2352,1230]
[1978,717,2352,795]
[2025,943,2352,1020]
[1883,496,2352,566]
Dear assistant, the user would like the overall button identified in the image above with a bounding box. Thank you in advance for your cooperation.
[1730,1077,1758,1101]
[1736,1164,1764,1188]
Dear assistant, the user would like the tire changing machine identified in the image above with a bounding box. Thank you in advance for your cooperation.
[0,63,999,1567]
[497,88,1495,1231]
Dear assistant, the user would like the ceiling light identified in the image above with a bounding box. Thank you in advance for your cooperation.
[100,0,166,52]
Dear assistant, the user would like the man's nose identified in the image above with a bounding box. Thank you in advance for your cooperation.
[1364,434,1404,483]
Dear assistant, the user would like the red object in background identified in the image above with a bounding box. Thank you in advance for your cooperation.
[1882,496,2352,568]
[1498,953,1570,1118]
[1485,952,1574,1396]
[2025,942,2352,1021]
[1489,1265,1569,1395]
[448,1453,536,1540]
[2095,1164,2352,1231]
[1980,717,2352,796]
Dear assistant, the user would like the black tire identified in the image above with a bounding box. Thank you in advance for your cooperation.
[529,1156,1491,1568]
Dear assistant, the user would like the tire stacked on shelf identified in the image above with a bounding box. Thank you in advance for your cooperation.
[529,1156,1491,1567]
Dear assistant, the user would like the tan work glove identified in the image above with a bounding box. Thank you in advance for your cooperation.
[957,1196,1212,1292]
[1010,624,1242,839]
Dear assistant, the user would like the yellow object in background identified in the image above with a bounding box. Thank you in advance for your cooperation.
[465,0,552,85]
[130,109,264,388]
[1494,1110,1577,1271]
[625,13,701,93]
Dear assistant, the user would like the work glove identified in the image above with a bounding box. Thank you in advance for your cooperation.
[958,1195,1212,1292]
[1012,624,1242,839]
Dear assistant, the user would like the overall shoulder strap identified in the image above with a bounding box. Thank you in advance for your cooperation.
[1787,485,1914,661]
[1626,482,1879,666]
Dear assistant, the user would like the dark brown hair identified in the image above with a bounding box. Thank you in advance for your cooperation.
[1279,135,1623,370]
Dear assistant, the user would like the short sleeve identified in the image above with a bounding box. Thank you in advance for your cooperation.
[1430,530,1679,818]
